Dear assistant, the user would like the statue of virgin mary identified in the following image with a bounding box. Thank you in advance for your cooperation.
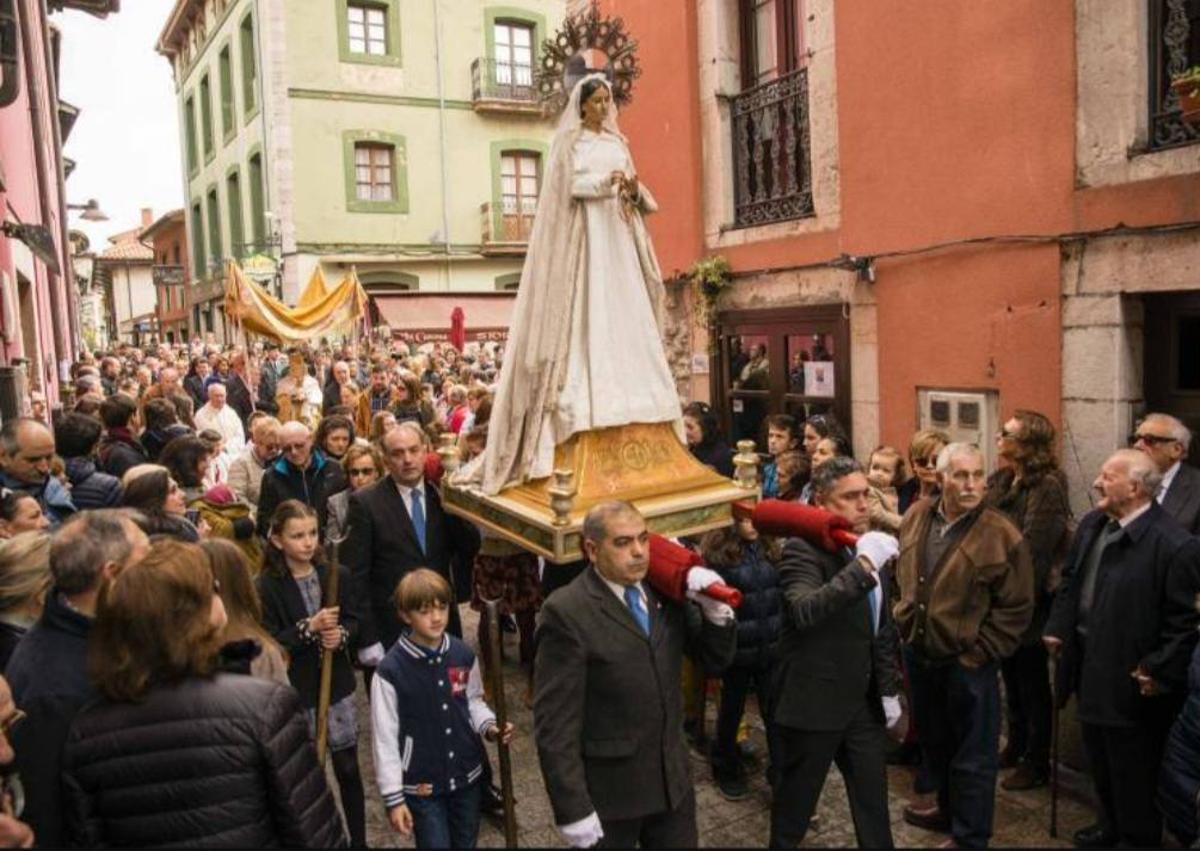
[473,72,684,495]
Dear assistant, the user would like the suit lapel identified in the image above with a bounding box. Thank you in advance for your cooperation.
[1164,466,1192,517]
[584,569,650,643]
[647,584,668,647]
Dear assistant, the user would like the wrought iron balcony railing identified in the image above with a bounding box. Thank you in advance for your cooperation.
[731,68,815,228]
[480,202,533,255]
[471,57,539,111]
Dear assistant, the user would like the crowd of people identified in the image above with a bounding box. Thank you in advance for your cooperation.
[0,333,1196,848]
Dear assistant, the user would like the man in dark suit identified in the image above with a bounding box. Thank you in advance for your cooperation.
[344,421,480,667]
[224,351,257,432]
[1132,413,1200,533]
[1044,448,1200,848]
[770,456,903,848]
[533,501,736,848]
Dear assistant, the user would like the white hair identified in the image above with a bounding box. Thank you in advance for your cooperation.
[1112,448,1164,498]
[1143,413,1193,457]
[935,442,983,474]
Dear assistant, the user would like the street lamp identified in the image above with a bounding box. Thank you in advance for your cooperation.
[66,198,108,222]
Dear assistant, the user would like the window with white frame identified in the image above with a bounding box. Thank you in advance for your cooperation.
[494,21,534,87]
[347,3,388,56]
[355,143,394,202]
[500,151,540,240]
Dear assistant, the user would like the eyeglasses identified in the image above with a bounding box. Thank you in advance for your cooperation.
[1129,433,1178,447]
[348,467,377,477]
[996,429,1020,441]
[282,442,309,453]
[916,457,939,470]
[0,708,25,738]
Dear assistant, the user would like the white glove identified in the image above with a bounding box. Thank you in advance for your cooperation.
[855,531,899,572]
[686,565,723,594]
[687,590,735,626]
[882,694,902,729]
[357,642,385,667]
[559,812,604,849]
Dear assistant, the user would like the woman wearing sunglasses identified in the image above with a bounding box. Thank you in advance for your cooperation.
[326,444,385,542]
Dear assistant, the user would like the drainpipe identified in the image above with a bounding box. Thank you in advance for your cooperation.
[18,0,69,394]
[431,0,452,291]
[39,1,78,365]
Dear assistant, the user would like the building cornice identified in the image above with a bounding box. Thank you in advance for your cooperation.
[156,0,203,58]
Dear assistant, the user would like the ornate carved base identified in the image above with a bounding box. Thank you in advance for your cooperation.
[440,422,756,563]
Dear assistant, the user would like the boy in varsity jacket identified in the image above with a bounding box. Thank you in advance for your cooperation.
[371,568,514,849]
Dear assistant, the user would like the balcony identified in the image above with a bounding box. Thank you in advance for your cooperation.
[730,68,815,229]
[480,202,533,256]
[470,58,542,116]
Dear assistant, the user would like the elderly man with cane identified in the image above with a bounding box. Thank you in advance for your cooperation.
[1044,449,1200,848]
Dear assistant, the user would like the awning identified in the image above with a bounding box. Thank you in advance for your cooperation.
[372,294,516,344]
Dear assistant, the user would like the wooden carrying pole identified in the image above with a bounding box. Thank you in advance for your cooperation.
[315,533,345,764]
[1049,652,1060,838]
[484,598,518,848]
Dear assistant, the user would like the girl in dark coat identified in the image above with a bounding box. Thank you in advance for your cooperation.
[258,499,365,847]
[60,539,345,847]
[701,518,784,800]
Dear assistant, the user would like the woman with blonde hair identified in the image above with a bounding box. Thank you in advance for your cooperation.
[201,538,288,684]
[326,443,384,541]
[897,428,951,514]
[0,532,51,669]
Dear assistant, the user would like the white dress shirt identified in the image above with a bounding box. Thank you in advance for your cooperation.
[1158,461,1181,505]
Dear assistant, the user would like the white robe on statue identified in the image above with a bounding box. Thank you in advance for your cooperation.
[467,74,684,496]
[543,130,681,453]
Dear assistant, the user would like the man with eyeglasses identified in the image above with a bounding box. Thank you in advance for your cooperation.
[1130,413,1200,534]
[254,421,346,538]
[0,676,32,847]
[893,442,1033,848]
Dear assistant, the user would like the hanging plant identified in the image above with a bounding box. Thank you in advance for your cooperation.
[688,255,731,335]
[1171,66,1200,127]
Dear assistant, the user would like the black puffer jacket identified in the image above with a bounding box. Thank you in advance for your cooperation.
[712,540,783,668]
[63,456,122,510]
[61,673,347,848]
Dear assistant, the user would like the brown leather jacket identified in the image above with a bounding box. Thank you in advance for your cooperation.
[894,498,1034,666]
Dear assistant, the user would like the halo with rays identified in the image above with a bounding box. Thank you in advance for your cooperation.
[535,3,642,115]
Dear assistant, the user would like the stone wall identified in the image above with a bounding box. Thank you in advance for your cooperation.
[1060,229,1200,514]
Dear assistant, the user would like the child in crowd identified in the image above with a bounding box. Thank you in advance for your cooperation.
[372,568,514,849]
[203,538,288,684]
[257,499,365,847]
[701,517,783,801]
[865,445,906,533]
[762,414,801,499]
[775,450,811,502]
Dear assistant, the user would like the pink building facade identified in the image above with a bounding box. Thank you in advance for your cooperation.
[0,0,118,410]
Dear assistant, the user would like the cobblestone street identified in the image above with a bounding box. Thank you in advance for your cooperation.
[351,606,1099,848]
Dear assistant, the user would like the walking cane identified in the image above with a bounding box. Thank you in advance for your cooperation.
[315,530,347,765]
[1049,650,1060,839]
[483,598,519,848]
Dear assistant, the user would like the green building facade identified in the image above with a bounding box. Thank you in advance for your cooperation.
[158,0,563,342]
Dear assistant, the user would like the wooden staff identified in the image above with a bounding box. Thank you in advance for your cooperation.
[315,530,347,764]
[483,598,518,848]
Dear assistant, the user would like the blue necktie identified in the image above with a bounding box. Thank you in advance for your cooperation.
[624,585,649,635]
[868,584,880,635]
[410,488,427,553]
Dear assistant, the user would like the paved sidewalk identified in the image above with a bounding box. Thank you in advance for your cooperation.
[356,606,1099,848]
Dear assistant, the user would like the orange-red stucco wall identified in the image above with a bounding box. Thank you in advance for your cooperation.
[595,0,1198,448]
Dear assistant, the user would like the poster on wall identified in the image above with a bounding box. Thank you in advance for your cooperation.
[805,361,836,397]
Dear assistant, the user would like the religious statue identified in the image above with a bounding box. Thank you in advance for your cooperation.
[274,349,323,430]
[469,73,684,496]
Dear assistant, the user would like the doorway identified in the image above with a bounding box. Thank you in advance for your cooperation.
[713,305,851,448]
[1144,291,1200,459]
